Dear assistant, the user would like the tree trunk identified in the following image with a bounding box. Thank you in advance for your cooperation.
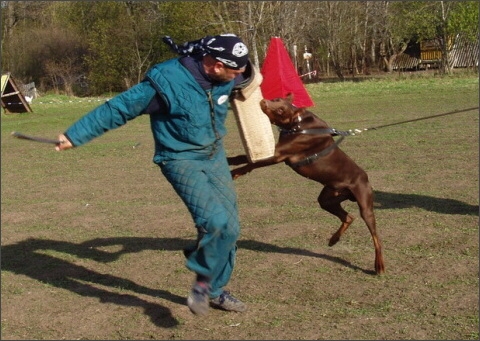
[383,55,396,73]
[438,2,453,75]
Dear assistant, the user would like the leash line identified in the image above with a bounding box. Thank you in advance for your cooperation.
[335,106,479,136]
[278,106,478,168]
[364,106,479,131]
[279,106,478,138]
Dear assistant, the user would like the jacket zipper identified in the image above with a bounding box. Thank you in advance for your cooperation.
[207,90,220,157]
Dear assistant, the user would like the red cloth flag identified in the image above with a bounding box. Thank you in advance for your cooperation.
[260,37,314,108]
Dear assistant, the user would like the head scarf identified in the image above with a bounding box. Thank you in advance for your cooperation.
[163,34,249,70]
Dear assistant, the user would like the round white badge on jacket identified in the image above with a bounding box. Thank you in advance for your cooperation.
[218,95,229,105]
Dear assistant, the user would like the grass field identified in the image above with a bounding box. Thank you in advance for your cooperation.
[1,73,478,340]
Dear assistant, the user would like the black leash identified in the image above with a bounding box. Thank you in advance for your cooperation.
[351,106,479,135]
[281,106,479,138]
[282,106,478,168]
[281,127,353,136]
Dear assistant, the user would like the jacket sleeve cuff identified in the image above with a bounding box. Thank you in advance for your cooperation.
[63,133,76,147]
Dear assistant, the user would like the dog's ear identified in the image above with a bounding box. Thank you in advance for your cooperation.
[286,93,293,102]
[291,107,305,123]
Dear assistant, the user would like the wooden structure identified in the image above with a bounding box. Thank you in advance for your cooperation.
[1,73,33,113]
[394,33,479,70]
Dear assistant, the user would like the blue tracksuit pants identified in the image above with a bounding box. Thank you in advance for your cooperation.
[159,147,240,298]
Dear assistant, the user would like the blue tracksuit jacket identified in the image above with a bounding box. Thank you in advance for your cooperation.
[64,57,241,298]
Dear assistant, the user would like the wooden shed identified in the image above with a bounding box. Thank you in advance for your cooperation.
[394,33,479,70]
[1,73,33,113]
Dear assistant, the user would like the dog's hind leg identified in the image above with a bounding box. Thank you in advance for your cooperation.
[352,183,385,274]
[317,187,355,247]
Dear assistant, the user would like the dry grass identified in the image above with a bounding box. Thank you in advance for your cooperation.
[1,74,478,340]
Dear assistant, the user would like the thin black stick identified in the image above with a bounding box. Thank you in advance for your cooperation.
[11,131,62,144]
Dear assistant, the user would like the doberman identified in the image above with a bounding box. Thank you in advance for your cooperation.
[228,94,385,275]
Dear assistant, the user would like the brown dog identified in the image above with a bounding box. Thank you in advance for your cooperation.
[228,94,385,275]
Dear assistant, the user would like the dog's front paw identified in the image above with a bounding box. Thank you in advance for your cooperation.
[227,155,249,166]
[230,171,242,180]
[231,167,249,180]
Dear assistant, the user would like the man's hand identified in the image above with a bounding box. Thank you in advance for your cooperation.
[55,134,73,151]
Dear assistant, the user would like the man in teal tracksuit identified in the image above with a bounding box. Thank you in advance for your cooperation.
[55,34,251,316]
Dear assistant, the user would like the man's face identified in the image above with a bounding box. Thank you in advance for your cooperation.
[209,64,246,83]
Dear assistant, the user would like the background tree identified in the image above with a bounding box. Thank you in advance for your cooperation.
[205,1,268,67]
[1,1,87,94]
[1,1,478,95]
[304,1,354,79]
[390,1,479,74]
[58,1,216,93]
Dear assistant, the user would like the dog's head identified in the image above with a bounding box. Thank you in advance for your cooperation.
[259,93,305,128]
